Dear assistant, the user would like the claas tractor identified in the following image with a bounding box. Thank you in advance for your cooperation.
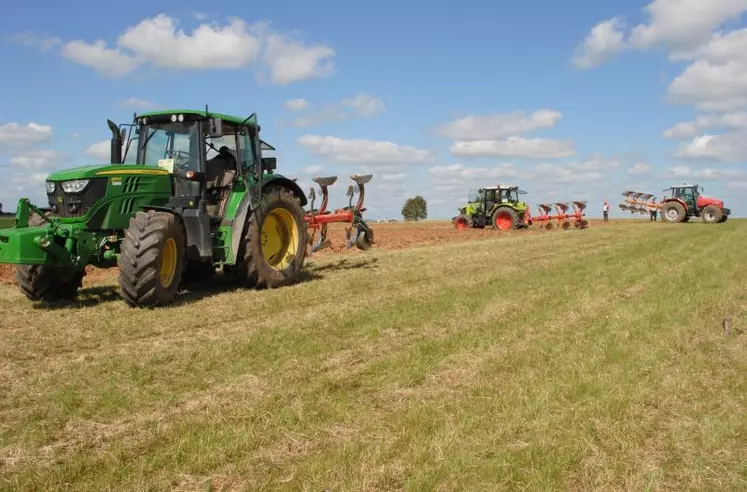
[454,184,530,231]
[659,183,730,224]
[0,107,309,307]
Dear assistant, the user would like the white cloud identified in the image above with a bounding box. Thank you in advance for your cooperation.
[9,149,67,170]
[450,137,575,159]
[11,32,61,52]
[629,162,652,175]
[436,109,563,141]
[298,135,433,166]
[37,14,335,84]
[664,112,747,138]
[668,165,745,180]
[673,132,747,162]
[118,97,154,109]
[284,98,309,111]
[572,17,626,69]
[287,93,385,127]
[60,39,140,78]
[84,140,122,161]
[118,14,262,70]
[0,122,53,151]
[381,173,407,181]
[628,0,747,51]
[261,31,335,85]
[341,93,386,116]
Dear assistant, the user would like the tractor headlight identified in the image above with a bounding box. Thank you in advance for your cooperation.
[45,181,55,193]
[61,179,90,194]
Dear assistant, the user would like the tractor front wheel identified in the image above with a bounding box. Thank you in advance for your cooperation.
[660,202,686,223]
[701,205,723,224]
[231,186,307,289]
[118,210,186,307]
[14,213,84,302]
[492,207,518,231]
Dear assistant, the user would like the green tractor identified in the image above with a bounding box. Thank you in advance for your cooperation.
[454,184,530,231]
[0,108,309,307]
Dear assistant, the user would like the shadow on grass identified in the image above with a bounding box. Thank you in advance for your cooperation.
[29,256,379,310]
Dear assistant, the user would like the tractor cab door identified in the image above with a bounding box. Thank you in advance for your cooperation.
[675,187,697,214]
[484,189,497,215]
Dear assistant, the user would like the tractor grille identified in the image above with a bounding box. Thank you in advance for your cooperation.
[47,178,108,218]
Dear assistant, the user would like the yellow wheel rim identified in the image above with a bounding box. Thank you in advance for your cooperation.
[160,237,178,288]
[261,208,299,270]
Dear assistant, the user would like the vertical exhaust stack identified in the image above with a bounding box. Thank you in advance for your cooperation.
[107,119,123,164]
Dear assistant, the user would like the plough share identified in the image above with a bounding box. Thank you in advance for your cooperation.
[304,174,375,254]
[525,201,589,229]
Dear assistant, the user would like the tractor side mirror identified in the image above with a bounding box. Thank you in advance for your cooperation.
[209,118,223,138]
[261,157,276,171]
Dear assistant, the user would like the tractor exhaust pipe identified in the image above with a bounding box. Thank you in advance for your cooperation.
[107,119,123,164]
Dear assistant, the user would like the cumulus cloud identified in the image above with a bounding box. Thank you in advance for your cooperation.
[629,162,652,175]
[668,165,745,180]
[0,122,54,151]
[435,109,562,141]
[450,137,576,159]
[663,112,747,139]
[84,140,121,161]
[297,135,433,166]
[26,14,336,84]
[572,17,626,69]
[9,149,67,170]
[284,98,309,111]
[286,93,386,127]
[673,132,747,162]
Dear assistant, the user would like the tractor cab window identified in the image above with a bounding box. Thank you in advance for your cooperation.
[674,187,695,202]
[468,189,480,203]
[139,121,200,175]
[484,189,496,210]
[238,131,257,173]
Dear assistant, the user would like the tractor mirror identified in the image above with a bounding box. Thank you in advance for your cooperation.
[261,157,276,171]
[209,118,223,137]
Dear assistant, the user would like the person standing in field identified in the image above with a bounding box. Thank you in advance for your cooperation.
[650,198,658,221]
[603,201,609,222]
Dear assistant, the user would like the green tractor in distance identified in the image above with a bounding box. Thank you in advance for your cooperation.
[0,108,309,307]
[454,184,530,231]
[659,183,730,224]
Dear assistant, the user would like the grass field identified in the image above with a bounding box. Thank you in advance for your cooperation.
[1,220,746,490]
[0,217,14,228]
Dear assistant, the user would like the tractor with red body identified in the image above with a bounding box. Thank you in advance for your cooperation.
[659,183,730,224]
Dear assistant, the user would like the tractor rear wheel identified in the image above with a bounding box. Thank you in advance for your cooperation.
[118,210,186,307]
[14,212,84,301]
[492,207,518,231]
[660,201,686,223]
[701,205,723,224]
[230,186,307,289]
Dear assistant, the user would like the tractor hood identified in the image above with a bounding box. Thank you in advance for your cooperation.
[697,195,724,208]
[46,164,168,181]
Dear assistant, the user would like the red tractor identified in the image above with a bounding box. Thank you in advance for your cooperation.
[659,183,730,224]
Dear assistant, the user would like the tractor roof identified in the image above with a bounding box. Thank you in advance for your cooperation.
[136,109,259,127]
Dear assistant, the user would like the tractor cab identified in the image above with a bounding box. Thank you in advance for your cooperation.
[667,184,700,215]
[120,110,277,221]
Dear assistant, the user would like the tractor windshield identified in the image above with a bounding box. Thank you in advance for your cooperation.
[138,121,201,174]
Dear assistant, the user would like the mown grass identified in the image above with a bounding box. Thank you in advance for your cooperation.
[1,220,746,491]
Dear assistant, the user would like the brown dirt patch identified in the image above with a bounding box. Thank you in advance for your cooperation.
[0,219,623,285]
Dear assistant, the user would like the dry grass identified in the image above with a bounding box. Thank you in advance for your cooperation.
[0,220,746,490]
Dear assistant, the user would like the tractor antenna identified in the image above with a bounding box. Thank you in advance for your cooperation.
[237,112,256,128]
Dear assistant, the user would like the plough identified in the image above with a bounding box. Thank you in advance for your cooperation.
[526,201,589,229]
[304,174,374,254]
[619,191,659,215]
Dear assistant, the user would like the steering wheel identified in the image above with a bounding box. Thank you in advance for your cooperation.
[164,149,192,172]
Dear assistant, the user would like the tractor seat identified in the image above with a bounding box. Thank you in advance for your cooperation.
[351,174,373,185]
[313,176,338,187]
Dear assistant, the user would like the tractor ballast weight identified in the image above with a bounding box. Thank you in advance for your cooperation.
[304,174,374,253]
[0,108,310,307]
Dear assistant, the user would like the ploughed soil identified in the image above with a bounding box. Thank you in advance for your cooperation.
[0,218,620,287]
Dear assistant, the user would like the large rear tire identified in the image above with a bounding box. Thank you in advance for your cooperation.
[118,210,186,307]
[661,201,686,223]
[492,206,518,231]
[701,205,723,224]
[229,186,307,289]
[14,212,84,302]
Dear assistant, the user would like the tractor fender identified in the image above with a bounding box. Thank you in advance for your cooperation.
[228,177,308,265]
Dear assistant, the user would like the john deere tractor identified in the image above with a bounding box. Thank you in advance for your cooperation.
[0,108,309,307]
[659,183,730,224]
[454,184,529,231]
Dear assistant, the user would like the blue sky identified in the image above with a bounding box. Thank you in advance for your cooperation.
[1,0,746,220]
